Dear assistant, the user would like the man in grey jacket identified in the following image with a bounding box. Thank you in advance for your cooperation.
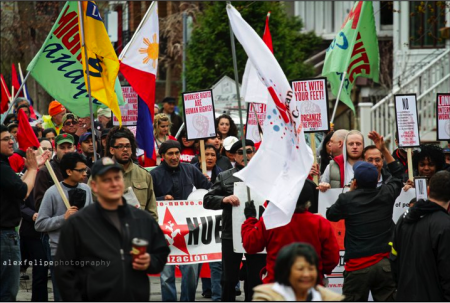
[35,152,93,301]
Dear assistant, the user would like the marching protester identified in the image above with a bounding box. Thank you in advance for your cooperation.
[216,114,238,140]
[318,130,364,191]
[178,129,197,163]
[76,116,101,138]
[150,140,212,301]
[97,107,112,129]
[326,161,403,301]
[252,243,344,301]
[78,132,100,169]
[241,179,339,286]
[221,136,238,167]
[35,152,93,301]
[191,135,233,171]
[195,144,223,183]
[161,97,183,136]
[390,171,450,301]
[54,157,170,301]
[102,127,158,219]
[60,113,80,146]
[204,139,266,301]
[153,113,177,164]
[43,128,57,145]
[100,128,110,157]
[0,125,50,301]
[42,101,66,135]
[34,133,75,211]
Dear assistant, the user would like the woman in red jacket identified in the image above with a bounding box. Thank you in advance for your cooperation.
[241,179,340,285]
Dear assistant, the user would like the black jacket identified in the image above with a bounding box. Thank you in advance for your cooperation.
[390,200,450,301]
[326,176,402,260]
[150,161,212,200]
[203,165,243,240]
[54,199,170,301]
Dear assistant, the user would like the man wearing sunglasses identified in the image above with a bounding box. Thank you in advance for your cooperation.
[204,139,265,301]
[61,113,80,146]
[35,152,93,301]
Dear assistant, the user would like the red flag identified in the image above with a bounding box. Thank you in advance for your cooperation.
[17,108,40,151]
[11,64,22,96]
[1,74,10,114]
[262,12,273,53]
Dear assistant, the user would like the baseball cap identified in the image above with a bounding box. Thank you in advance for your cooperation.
[353,161,378,189]
[97,108,112,117]
[223,136,239,151]
[91,157,123,177]
[55,133,74,146]
[62,113,79,125]
[162,97,176,104]
[79,132,96,143]
[229,139,255,154]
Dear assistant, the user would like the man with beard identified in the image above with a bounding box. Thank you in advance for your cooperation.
[92,127,157,220]
[79,132,100,169]
[150,140,212,302]
[204,139,266,301]
[61,113,80,146]
[318,130,364,191]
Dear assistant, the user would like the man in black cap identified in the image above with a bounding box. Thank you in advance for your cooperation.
[150,140,212,301]
[326,161,402,301]
[161,97,183,136]
[79,132,100,168]
[204,139,266,301]
[54,157,170,301]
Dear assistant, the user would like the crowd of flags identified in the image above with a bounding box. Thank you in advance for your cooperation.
[1,1,379,229]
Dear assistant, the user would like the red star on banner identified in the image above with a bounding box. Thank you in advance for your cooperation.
[161,208,190,255]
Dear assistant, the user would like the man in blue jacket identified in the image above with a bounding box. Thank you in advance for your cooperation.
[151,140,212,301]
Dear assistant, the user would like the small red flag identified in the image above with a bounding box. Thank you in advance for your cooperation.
[11,63,22,96]
[262,12,273,53]
[1,74,10,114]
[17,108,40,151]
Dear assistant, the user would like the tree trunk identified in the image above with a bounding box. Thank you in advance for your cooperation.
[165,65,172,97]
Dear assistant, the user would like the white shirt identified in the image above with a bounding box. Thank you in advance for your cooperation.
[271,282,322,301]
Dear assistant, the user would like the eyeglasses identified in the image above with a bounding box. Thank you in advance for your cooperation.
[41,147,53,152]
[236,148,254,155]
[112,144,132,150]
[0,137,13,142]
[72,168,88,173]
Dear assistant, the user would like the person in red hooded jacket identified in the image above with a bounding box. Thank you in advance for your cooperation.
[241,179,339,285]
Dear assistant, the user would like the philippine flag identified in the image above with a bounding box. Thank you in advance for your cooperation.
[119,1,158,162]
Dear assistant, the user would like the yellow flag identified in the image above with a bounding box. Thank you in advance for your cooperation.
[78,1,122,125]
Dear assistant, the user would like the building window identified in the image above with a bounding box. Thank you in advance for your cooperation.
[409,2,446,48]
[380,1,393,30]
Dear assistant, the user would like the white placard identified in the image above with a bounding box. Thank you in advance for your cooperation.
[436,93,450,141]
[232,182,266,253]
[113,86,138,126]
[394,94,420,148]
[157,199,223,265]
[245,103,267,144]
[182,90,217,140]
[318,188,415,294]
[291,78,330,133]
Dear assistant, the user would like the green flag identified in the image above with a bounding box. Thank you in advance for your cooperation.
[27,2,124,118]
[322,1,379,113]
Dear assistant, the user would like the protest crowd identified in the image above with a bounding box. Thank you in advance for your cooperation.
[1,1,450,302]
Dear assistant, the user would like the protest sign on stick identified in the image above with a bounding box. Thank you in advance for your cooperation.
[113,86,138,126]
[394,94,420,181]
[291,77,330,184]
[436,93,450,141]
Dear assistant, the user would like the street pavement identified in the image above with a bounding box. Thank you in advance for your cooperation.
[17,268,246,301]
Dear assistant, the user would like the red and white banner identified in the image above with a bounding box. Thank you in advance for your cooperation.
[436,93,450,141]
[157,200,222,265]
[113,86,138,126]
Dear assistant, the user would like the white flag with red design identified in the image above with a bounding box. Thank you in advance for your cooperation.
[228,4,313,229]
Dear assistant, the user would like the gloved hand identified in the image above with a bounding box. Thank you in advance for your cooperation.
[244,200,257,219]
[68,188,87,209]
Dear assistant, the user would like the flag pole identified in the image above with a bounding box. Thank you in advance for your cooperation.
[78,2,98,162]
[0,70,31,125]
[330,71,347,123]
[227,1,251,202]
[18,63,29,101]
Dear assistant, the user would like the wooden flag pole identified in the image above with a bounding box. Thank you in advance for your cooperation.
[78,2,98,162]
[228,1,251,202]
[1,69,31,125]
[38,147,71,209]
[407,148,413,181]
[310,134,319,184]
[0,76,12,103]
[199,139,207,174]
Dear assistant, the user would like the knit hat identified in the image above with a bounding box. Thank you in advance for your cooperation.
[48,101,65,117]
[97,107,112,117]
[353,161,378,189]
[159,140,181,156]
